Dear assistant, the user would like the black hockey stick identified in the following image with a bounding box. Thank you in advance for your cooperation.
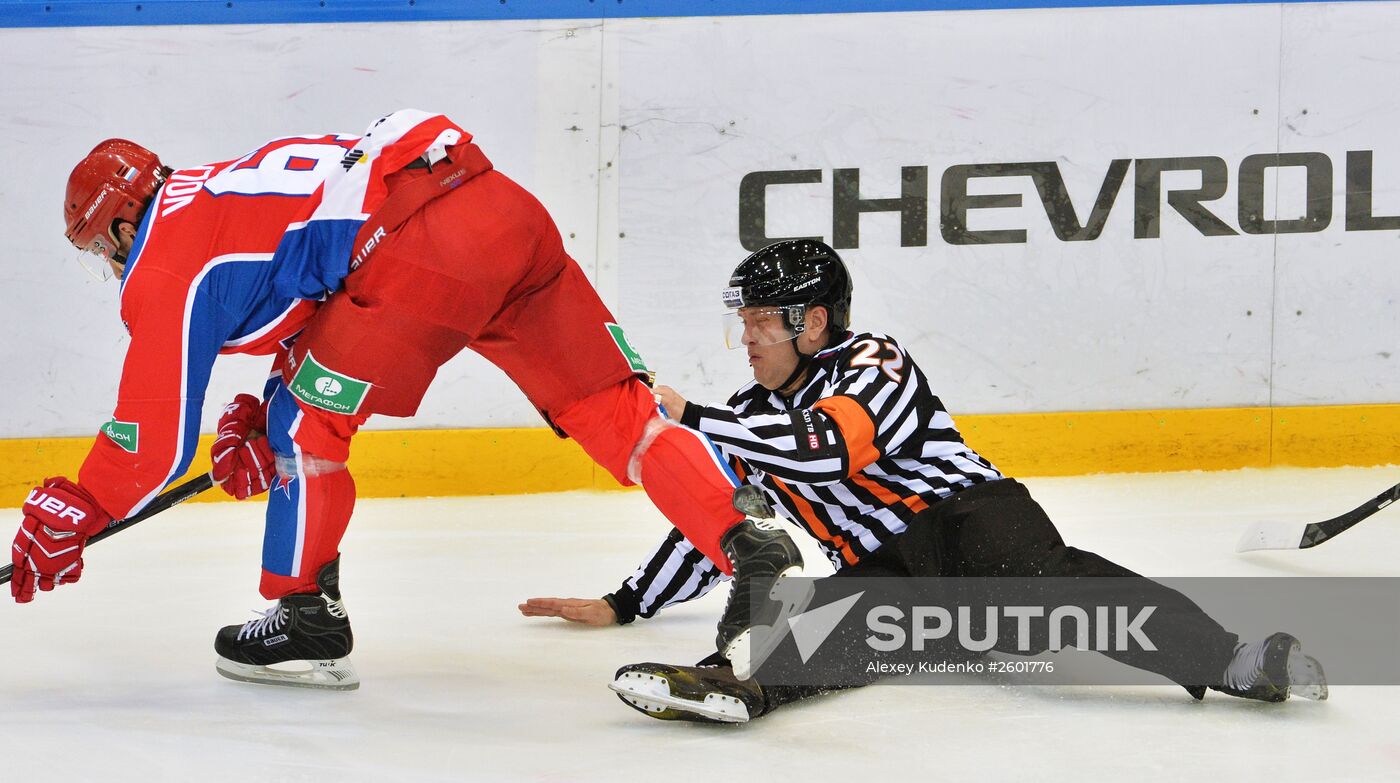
[0,472,214,585]
[1236,480,1400,552]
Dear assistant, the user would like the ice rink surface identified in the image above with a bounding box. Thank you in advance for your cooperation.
[1,466,1397,782]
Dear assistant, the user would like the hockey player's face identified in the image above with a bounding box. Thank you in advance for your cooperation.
[78,220,136,282]
[76,241,125,283]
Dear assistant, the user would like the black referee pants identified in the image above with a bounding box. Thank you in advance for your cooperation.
[761,478,1239,709]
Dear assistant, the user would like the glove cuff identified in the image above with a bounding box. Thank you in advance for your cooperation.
[603,586,640,625]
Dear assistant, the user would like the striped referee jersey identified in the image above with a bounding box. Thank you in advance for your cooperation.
[607,330,1003,622]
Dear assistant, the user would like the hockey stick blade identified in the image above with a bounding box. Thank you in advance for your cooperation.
[1236,480,1400,552]
[0,472,214,585]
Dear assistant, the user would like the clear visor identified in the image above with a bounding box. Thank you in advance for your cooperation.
[75,239,119,283]
[722,305,805,350]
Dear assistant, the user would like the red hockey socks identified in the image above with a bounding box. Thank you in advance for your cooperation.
[553,379,741,572]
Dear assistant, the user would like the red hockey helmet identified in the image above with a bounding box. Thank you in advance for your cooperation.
[64,139,166,260]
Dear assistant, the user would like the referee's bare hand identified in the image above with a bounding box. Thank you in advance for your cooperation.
[653,385,687,421]
[518,597,617,627]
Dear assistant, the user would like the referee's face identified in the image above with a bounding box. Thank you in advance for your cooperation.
[739,308,800,390]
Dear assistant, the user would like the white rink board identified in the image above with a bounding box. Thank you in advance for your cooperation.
[2,3,1399,439]
[615,3,1400,414]
[1272,2,1400,406]
[0,19,607,437]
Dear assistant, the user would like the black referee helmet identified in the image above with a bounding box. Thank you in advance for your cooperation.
[723,239,853,336]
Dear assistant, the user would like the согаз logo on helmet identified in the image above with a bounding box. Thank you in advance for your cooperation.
[315,377,343,397]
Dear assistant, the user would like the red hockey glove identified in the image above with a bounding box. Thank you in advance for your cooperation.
[211,393,276,500]
[11,477,113,603]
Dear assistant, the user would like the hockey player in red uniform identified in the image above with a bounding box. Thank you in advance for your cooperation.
[14,110,808,690]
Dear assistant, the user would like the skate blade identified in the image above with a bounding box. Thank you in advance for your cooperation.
[725,565,814,680]
[215,656,361,691]
[609,671,749,723]
[1286,648,1328,701]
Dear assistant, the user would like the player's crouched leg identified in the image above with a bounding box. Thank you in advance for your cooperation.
[551,378,744,569]
[553,378,810,678]
[212,383,360,691]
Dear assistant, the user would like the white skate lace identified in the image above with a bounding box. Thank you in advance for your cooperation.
[1223,639,1268,690]
[237,605,290,641]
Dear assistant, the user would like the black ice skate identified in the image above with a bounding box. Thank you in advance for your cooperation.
[214,557,358,691]
[1211,632,1328,702]
[716,485,812,680]
[610,661,769,724]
